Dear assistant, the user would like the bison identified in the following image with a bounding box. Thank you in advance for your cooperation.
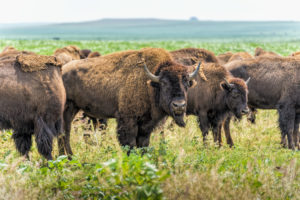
[59,48,200,155]
[54,45,100,65]
[0,47,66,160]
[225,56,300,149]
[171,48,219,65]
[217,52,234,65]
[254,47,281,58]
[170,50,249,145]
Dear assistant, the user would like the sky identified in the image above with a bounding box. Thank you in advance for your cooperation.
[1,0,300,23]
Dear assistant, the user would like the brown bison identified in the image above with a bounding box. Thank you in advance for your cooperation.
[0,48,66,160]
[228,52,253,62]
[88,51,101,58]
[254,47,281,57]
[54,45,100,65]
[171,48,219,65]
[225,56,300,149]
[290,51,300,58]
[217,52,234,65]
[170,51,249,145]
[59,48,200,155]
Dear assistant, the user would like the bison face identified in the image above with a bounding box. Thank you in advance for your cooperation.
[145,62,200,127]
[221,78,249,119]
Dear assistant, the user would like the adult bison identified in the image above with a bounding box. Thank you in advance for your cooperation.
[171,48,219,65]
[59,48,200,155]
[0,47,66,160]
[254,47,281,57]
[54,45,100,65]
[225,56,300,149]
[217,52,234,65]
[170,50,249,145]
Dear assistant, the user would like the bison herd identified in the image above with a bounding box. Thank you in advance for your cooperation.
[0,45,299,160]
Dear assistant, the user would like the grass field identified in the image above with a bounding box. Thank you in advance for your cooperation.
[0,40,300,200]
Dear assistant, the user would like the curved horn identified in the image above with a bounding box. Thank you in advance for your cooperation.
[223,78,233,88]
[144,63,160,83]
[189,62,201,80]
[245,77,251,85]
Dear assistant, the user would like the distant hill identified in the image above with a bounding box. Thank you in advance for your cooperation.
[1,18,300,40]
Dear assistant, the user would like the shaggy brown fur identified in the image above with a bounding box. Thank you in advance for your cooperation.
[254,47,281,57]
[0,49,66,160]
[225,56,300,149]
[290,51,300,57]
[87,51,101,58]
[61,48,197,155]
[187,62,248,146]
[54,45,82,65]
[16,54,62,72]
[228,52,253,62]
[217,52,234,65]
[171,48,219,65]
[1,46,18,53]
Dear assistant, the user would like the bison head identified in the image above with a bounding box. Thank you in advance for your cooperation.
[221,78,250,119]
[144,61,200,127]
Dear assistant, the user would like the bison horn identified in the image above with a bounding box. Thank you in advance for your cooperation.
[223,78,234,88]
[189,62,201,80]
[144,63,160,83]
[245,77,251,85]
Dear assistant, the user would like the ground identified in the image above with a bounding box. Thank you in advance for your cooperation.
[0,40,299,200]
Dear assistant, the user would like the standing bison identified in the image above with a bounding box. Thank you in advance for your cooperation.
[0,47,66,160]
[225,56,300,149]
[59,48,200,155]
[186,62,249,145]
[170,49,249,146]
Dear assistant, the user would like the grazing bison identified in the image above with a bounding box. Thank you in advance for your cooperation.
[0,48,66,160]
[171,48,219,65]
[225,57,300,149]
[217,52,234,65]
[59,48,200,155]
[255,47,281,57]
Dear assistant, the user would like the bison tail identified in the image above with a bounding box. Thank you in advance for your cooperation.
[34,117,55,160]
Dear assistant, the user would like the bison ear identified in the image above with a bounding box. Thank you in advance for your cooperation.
[221,82,233,92]
[188,80,197,88]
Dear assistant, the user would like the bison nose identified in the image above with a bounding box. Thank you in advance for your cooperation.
[242,107,250,114]
[171,100,186,111]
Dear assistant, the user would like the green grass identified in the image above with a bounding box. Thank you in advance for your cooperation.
[0,40,300,199]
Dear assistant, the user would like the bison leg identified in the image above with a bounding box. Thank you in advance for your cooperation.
[217,124,222,147]
[293,114,300,149]
[197,113,209,145]
[12,132,32,159]
[223,116,234,147]
[34,117,54,160]
[247,107,257,124]
[136,119,160,148]
[60,101,79,156]
[116,116,138,150]
[277,104,295,150]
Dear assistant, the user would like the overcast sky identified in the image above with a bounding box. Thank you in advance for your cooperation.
[1,0,300,23]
